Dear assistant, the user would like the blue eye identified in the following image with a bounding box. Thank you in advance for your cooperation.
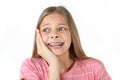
[59,27,67,31]
[43,28,49,32]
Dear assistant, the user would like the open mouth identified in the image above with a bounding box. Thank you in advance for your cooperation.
[47,42,64,47]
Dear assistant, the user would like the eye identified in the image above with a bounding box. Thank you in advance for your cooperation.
[58,27,67,31]
[42,28,50,32]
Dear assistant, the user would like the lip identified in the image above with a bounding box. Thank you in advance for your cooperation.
[47,42,64,47]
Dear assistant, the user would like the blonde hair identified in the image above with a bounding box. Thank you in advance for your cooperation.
[32,6,88,60]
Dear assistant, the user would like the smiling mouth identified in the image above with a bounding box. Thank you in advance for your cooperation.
[47,42,64,47]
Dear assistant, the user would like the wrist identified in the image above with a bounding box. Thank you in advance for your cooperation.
[48,60,60,80]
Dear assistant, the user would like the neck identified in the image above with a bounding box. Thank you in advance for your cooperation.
[57,53,74,73]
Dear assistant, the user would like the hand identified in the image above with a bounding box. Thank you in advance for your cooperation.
[36,29,58,65]
[36,29,60,80]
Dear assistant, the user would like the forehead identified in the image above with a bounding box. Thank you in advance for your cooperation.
[41,13,67,25]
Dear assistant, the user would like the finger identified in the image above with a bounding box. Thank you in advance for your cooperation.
[36,29,45,46]
[36,29,40,47]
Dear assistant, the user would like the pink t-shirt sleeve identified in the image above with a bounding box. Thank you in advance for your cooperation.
[92,59,111,80]
[20,59,41,80]
[20,58,49,80]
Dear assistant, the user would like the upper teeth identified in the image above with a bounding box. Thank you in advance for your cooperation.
[48,42,63,46]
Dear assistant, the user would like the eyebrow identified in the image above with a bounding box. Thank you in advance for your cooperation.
[58,23,67,25]
[41,23,50,27]
[41,23,67,27]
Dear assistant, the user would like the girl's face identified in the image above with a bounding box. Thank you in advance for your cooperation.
[40,13,71,56]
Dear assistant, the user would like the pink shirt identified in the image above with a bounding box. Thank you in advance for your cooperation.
[20,58,111,80]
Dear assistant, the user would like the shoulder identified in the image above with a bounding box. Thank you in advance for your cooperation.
[20,58,49,79]
[75,58,104,69]
[77,58,111,80]
[21,58,48,69]
[22,58,46,64]
[77,58,103,65]
[73,58,111,80]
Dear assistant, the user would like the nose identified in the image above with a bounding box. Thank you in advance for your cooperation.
[51,35,58,38]
[50,30,59,39]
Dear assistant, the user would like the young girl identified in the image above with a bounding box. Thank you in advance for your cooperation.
[20,6,111,80]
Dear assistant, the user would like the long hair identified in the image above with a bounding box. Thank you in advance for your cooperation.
[32,6,88,60]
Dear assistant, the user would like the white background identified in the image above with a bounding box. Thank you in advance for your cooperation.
[0,0,120,80]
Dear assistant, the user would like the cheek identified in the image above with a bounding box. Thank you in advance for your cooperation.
[64,33,71,42]
[41,34,48,43]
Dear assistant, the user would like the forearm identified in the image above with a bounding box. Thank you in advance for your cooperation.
[48,61,60,80]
